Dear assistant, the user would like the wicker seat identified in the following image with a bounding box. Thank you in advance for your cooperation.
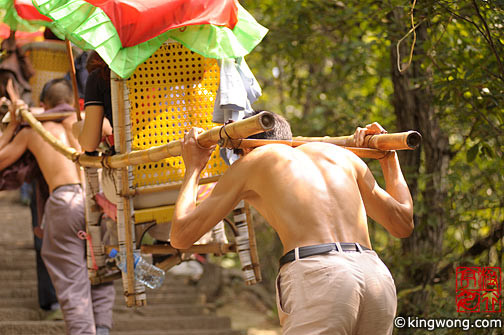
[85,42,261,307]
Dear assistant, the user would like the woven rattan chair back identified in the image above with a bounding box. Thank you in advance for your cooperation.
[127,42,227,189]
[22,41,78,106]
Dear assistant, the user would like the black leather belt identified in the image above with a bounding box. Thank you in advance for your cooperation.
[279,242,371,267]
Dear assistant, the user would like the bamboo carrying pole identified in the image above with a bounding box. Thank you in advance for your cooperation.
[65,39,82,121]
[294,131,422,150]
[19,103,420,163]
[1,111,77,123]
[30,111,77,122]
[17,108,275,167]
[78,111,276,168]
[219,138,390,159]
[219,131,422,159]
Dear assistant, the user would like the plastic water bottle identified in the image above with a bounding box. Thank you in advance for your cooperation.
[109,248,165,289]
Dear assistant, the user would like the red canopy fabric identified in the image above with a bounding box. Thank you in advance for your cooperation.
[14,0,51,22]
[0,23,44,40]
[85,0,238,47]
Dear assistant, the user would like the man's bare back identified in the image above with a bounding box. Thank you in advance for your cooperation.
[234,143,370,252]
[0,120,80,193]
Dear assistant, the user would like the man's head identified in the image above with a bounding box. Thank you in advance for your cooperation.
[40,78,73,109]
[234,110,292,155]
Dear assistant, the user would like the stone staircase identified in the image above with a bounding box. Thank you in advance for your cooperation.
[0,191,243,335]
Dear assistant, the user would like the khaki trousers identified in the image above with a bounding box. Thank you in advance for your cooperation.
[276,249,397,335]
[41,185,115,335]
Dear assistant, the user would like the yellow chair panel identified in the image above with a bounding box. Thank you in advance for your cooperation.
[27,43,70,106]
[127,43,227,187]
[134,205,175,225]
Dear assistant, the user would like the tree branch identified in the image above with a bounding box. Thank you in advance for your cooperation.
[434,219,504,283]
[471,0,504,80]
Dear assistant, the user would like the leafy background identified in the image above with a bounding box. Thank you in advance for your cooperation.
[225,1,504,333]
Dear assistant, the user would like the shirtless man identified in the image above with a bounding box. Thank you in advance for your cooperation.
[0,80,115,335]
[171,112,414,335]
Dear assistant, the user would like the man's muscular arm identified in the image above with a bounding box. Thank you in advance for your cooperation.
[171,128,247,249]
[354,123,414,238]
[0,101,29,171]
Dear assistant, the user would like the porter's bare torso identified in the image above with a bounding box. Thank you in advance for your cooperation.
[241,143,371,252]
[0,121,81,193]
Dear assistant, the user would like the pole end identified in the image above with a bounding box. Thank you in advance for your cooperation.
[258,111,275,130]
[406,131,422,149]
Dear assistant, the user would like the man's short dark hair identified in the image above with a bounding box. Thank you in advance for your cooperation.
[40,78,73,108]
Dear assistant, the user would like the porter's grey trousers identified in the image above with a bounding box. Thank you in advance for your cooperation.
[41,184,115,335]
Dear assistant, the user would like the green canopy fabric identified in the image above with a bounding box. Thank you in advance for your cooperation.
[33,0,268,78]
[0,0,51,32]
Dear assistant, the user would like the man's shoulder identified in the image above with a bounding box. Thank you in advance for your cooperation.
[226,145,291,172]
[246,142,349,160]
[247,144,295,159]
[16,126,34,138]
[299,142,361,159]
[298,141,347,152]
[41,120,66,131]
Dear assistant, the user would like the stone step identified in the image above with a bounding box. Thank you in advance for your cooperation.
[146,292,205,305]
[0,297,37,309]
[0,269,37,281]
[111,330,244,335]
[0,250,35,262]
[0,279,38,288]
[111,316,231,331]
[0,287,37,299]
[114,284,197,295]
[0,259,35,270]
[0,321,65,335]
[0,247,35,257]
[113,277,193,288]
[113,304,206,317]
[0,241,34,250]
[114,292,205,306]
[0,308,40,321]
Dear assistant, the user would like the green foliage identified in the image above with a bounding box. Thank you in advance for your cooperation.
[240,0,504,327]
[244,0,396,136]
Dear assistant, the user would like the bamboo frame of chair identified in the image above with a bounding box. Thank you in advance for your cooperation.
[244,202,261,283]
[83,167,106,282]
[106,67,279,306]
[111,72,145,307]
[106,243,236,257]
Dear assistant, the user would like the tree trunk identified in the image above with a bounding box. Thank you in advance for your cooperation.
[388,7,451,316]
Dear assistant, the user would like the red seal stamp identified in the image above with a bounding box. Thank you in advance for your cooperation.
[456,267,501,313]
